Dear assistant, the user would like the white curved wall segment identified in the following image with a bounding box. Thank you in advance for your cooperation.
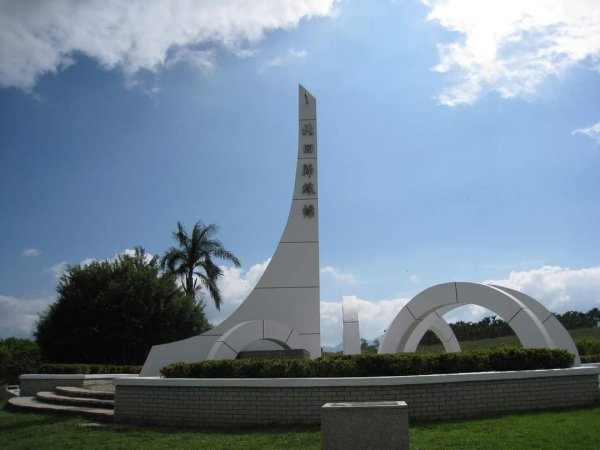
[342,296,360,355]
[379,282,579,366]
[490,285,581,365]
[140,86,320,376]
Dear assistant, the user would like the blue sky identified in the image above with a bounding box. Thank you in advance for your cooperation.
[1,0,599,346]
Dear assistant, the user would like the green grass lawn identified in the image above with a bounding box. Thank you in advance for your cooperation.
[2,401,599,449]
[417,334,520,353]
[417,327,600,354]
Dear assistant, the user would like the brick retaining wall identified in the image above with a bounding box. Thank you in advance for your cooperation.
[114,366,599,427]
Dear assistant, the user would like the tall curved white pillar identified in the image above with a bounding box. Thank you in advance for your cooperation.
[140,86,320,376]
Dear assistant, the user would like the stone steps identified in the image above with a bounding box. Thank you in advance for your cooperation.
[7,384,115,420]
[55,386,114,400]
[8,396,114,419]
[36,391,114,409]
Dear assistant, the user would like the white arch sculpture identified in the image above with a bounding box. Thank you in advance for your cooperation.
[140,86,320,376]
[379,282,580,365]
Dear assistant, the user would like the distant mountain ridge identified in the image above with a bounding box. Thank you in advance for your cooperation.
[323,337,380,353]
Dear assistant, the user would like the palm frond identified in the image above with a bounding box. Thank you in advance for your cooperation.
[173,222,189,249]
[162,220,240,310]
[211,249,241,267]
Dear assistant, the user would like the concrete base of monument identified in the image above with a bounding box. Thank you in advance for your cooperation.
[321,401,409,450]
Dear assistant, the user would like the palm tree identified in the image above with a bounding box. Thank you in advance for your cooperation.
[161,221,241,310]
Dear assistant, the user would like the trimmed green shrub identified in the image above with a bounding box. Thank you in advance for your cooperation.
[160,348,574,378]
[580,354,600,364]
[487,348,573,371]
[37,363,141,374]
[163,359,316,379]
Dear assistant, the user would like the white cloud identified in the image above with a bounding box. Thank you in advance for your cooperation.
[408,274,420,283]
[22,248,40,257]
[164,48,216,72]
[117,248,157,264]
[206,259,270,325]
[320,301,343,343]
[0,0,336,90]
[354,296,409,340]
[320,296,409,347]
[442,304,491,325]
[572,121,600,144]
[289,49,308,59]
[48,261,68,280]
[80,258,96,267]
[0,294,54,339]
[424,0,600,106]
[321,266,357,284]
[484,265,600,314]
[260,48,309,72]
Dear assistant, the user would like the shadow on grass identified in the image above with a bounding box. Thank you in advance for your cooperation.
[412,403,600,430]
[97,421,320,437]
[0,403,73,432]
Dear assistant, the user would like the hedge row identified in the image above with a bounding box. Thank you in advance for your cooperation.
[37,363,141,375]
[160,348,574,378]
[580,354,600,364]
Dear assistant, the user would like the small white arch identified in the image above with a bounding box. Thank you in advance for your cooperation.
[404,305,461,353]
[379,282,555,355]
[207,320,302,360]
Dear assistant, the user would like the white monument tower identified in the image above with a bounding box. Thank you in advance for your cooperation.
[141,85,320,376]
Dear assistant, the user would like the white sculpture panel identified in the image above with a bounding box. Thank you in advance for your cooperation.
[140,86,320,376]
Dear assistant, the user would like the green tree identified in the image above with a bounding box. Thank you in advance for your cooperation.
[360,338,380,354]
[588,308,600,325]
[555,310,597,330]
[35,247,209,365]
[0,338,41,384]
[161,221,241,310]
